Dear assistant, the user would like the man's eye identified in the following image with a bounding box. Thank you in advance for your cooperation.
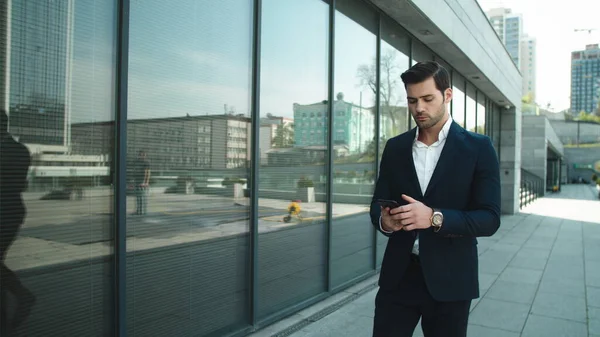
[408,100,417,104]
[424,98,433,102]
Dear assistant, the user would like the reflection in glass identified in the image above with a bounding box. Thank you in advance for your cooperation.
[466,84,477,132]
[258,0,328,318]
[127,1,252,335]
[378,18,410,161]
[2,0,116,335]
[476,93,486,134]
[412,40,433,65]
[377,18,410,267]
[486,99,494,138]
[332,0,377,288]
[452,74,466,127]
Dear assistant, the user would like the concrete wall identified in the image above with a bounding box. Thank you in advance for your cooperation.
[545,118,564,156]
[564,147,600,182]
[521,116,547,185]
[549,120,600,145]
[500,107,521,214]
[521,116,565,191]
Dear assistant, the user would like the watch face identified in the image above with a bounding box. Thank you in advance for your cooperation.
[433,214,443,226]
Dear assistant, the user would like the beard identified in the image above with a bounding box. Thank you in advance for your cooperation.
[414,101,446,129]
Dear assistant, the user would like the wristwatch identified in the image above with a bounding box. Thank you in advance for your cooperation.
[431,208,443,232]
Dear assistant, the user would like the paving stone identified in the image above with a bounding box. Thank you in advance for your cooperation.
[521,314,588,337]
[469,298,530,332]
[530,291,587,322]
[485,280,537,304]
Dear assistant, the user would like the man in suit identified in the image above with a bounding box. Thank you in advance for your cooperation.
[370,61,501,337]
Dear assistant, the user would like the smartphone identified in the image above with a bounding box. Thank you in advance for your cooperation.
[377,199,400,209]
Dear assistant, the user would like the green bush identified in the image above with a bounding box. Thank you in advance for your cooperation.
[222,177,245,186]
[297,177,314,188]
[176,175,195,186]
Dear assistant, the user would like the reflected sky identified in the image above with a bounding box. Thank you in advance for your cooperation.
[65,0,384,122]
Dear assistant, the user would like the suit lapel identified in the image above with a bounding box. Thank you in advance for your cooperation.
[423,122,463,198]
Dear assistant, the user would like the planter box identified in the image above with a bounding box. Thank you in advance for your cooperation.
[296,187,315,202]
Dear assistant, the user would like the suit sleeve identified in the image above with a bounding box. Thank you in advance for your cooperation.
[436,136,501,237]
[370,141,393,237]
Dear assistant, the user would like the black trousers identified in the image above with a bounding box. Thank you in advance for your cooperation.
[373,256,471,337]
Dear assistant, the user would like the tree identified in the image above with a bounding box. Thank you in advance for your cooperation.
[272,123,294,148]
[576,111,600,124]
[357,49,408,138]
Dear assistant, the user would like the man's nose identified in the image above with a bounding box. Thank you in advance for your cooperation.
[415,101,425,113]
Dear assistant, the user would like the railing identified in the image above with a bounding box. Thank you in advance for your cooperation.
[520,168,545,209]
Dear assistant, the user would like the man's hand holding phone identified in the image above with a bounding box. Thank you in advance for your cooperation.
[378,199,404,232]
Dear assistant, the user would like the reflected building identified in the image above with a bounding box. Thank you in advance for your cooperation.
[259,114,294,165]
[7,0,74,149]
[72,114,251,172]
[5,0,109,191]
[293,92,375,154]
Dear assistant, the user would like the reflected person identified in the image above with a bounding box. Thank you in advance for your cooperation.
[0,109,36,334]
[133,150,150,215]
[370,62,500,337]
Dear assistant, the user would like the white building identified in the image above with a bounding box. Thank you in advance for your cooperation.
[487,8,536,100]
[520,35,537,101]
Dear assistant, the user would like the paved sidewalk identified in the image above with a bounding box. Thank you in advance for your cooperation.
[253,184,600,337]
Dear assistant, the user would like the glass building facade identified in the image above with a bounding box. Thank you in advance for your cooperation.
[0,0,503,336]
[571,44,600,114]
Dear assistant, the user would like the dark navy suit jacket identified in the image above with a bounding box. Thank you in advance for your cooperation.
[370,122,501,302]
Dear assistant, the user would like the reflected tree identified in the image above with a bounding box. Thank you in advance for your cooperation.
[357,49,408,138]
[272,123,295,148]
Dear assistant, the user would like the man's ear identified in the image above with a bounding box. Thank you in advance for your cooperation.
[444,87,453,103]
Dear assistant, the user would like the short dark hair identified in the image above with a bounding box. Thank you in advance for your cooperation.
[400,61,450,97]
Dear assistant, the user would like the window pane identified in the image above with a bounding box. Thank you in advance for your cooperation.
[377,17,410,267]
[3,0,116,334]
[412,40,433,65]
[127,1,252,335]
[332,0,377,288]
[452,73,465,127]
[379,17,410,154]
[258,0,328,318]
[466,83,477,132]
[477,93,486,134]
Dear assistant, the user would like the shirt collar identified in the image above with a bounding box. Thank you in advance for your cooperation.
[414,115,453,145]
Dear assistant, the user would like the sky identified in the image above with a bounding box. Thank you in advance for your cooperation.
[69,0,379,122]
[25,0,600,125]
[477,0,600,111]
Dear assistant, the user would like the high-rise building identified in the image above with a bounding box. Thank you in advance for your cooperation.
[487,8,537,100]
[487,8,522,68]
[521,35,537,101]
[7,0,74,148]
[571,44,600,114]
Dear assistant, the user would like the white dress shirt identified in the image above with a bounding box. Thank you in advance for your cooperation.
[379,116,453,255]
